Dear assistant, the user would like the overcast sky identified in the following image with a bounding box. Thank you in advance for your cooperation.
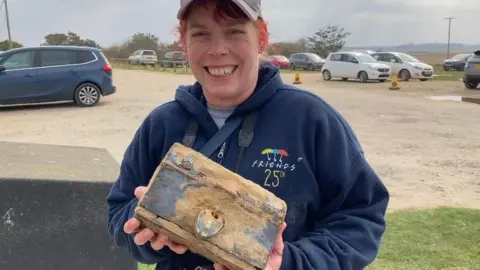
[1,0,479,47]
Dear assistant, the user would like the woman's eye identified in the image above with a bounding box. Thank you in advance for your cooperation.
[228,29,245,35]
[192,32,207,37]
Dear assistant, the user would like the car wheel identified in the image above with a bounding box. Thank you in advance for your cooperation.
[290,64,296,70]
[399,69,411,81]
[74,83,101,107]
[464,79,479,89]
[322,70,331,81]
[307,64,313,71]
[358,71,368,83]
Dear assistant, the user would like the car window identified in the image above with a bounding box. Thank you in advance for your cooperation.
[40,50,77,67]
[173,53,184,59]
[330,54,342,61]
[76,51,96,64]
[142,51,156,56]
[451,54,471,60]
[1,51,35,70]
[307,53,323,62]
[372,54,385,61]
[356,53,377,63]
[396,53,420,63]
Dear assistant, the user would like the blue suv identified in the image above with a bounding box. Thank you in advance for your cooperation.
[0,46,116,107]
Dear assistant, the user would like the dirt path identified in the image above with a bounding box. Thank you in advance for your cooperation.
[1,69,478,211]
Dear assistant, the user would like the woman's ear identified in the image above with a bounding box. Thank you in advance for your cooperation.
[258,41,264,53]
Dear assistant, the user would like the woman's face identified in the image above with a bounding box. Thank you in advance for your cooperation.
[184,2,261,107]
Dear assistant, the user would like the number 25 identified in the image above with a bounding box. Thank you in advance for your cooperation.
[264,169,282,187]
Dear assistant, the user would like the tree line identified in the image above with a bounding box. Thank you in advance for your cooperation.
[0,25,350,59]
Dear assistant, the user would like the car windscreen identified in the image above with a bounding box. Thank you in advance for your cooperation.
[356,54,377,63]
[397,53,420,63]
[451,54,471,60]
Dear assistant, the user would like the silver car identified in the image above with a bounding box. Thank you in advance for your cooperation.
[463,50,480,89]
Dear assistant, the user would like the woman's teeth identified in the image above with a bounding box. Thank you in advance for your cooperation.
[207,66,236,77]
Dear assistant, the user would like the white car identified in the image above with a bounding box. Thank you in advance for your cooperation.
[128,49,158,65]
[321,51,391,83]
[371,52,434,81]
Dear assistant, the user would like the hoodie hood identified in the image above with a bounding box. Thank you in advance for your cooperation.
[174,62,283,135]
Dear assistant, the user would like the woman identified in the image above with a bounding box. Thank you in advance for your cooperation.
[107,0,390,269]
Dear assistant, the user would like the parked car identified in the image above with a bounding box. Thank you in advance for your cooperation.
[0,45,116,107]
[463,50,480,89]
[442,53,472,71]
[289,53,325,71]
[321,51,391,83]
[372,52,434,81]
[267,55,290,69]
[128,49,158,65]
[371,52,434,81]
[162,51,187,68]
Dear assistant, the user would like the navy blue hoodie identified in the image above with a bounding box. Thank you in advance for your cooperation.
[106,62,389,270]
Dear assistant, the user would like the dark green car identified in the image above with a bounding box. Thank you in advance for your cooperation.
[463,50,480,89]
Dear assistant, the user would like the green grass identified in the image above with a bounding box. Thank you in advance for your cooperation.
[138,264,154,270]
[367,207,480,270]
[432,65,464,82]
[137,207,479,270]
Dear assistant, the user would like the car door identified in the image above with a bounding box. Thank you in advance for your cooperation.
[328,53,343,77]
[342,54,359,78]
[375,53,402,75]
[0,50,39,105]
[299,54,309,69]
[34,49,82,102]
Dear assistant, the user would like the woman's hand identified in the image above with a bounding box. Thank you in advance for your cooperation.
[123,186,188,254]
[214,222,287,270]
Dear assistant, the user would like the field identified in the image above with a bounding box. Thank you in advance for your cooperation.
[2,67,479,269]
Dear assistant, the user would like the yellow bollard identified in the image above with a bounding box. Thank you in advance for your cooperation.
[293,72,302,84]
[389,75,400,90]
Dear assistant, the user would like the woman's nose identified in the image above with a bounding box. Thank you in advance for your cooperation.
[207,37,229,56]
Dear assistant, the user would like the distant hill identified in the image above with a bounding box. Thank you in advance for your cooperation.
[343,43,480,53]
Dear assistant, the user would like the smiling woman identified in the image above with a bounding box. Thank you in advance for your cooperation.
[176,0,269,108]
[106,0,390,270]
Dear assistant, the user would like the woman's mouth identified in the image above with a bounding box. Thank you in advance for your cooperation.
[205,66,238,77]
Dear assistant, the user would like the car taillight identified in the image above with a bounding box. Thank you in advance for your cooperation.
[103,65,112,72]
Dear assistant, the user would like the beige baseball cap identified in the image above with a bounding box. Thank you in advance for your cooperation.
[177,0,262,20]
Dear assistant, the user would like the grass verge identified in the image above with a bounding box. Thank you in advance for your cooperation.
[432,65,464,82]
[367,207,479,270]
[137,207,479,270]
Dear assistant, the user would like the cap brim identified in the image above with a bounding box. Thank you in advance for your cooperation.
[177,0,260,20]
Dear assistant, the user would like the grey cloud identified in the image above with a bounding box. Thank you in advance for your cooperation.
[2,0,479,47]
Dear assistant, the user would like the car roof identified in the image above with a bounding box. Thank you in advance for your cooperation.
[4,46,101,54]
[332,51,367,56]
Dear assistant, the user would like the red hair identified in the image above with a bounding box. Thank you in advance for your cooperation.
[176,0,269,52]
